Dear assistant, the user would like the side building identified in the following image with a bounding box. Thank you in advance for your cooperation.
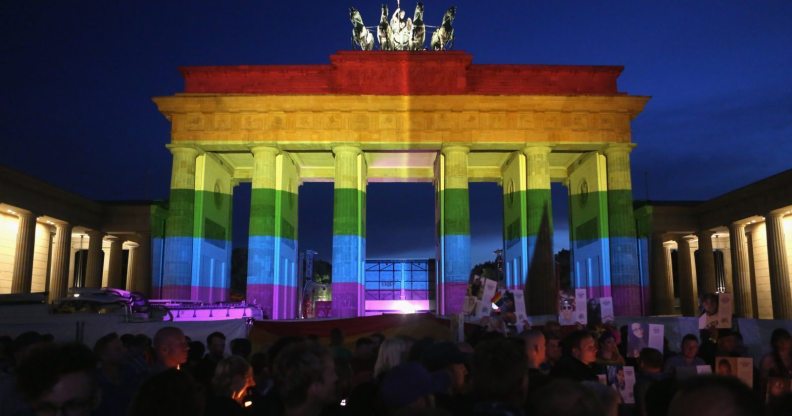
[637,168,792,319]
[0,166,155,301]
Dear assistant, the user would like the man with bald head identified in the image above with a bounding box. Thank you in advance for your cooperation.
[151,326,189,374]
[523,329,550,394]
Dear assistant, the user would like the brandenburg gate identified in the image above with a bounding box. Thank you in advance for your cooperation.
[153,52,648,319]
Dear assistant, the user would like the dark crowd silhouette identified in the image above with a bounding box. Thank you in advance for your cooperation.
[1,321,791,416]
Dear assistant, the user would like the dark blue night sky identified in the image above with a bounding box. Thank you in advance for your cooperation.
[2,1,791,264]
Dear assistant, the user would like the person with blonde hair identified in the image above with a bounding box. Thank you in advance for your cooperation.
[373,336,414,379]
[205,355,255,415]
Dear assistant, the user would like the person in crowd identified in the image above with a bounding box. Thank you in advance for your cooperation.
[16,343,99,416]
[205,355,256,415]
[128,368,205,416]
[667,375,763,416]
[550,330,599,382]
[329,328,352,361]
[184,340,206,375]
[665,334,707,377]
[150,326,189,374]
[194,331,227,387]
[634,348,669,416]
[595,331,625,369]
[580,381,619,416]
[370,332,385,351]
[541,332,562,373]
[0,332,51,415]
[350,336,376,384]
[231,337,253,361]
[250,335,305,416]
[273,342,338,416]
[470,337,528,415]
[716,358,734,376]
[528,379,606,416]
[420,341,470,414]
[93,332,140,416]
[523,329,550,394]
[125,334,152,378]
[760,328,792,379]
[373,336,414,379]
[378,362,449,415]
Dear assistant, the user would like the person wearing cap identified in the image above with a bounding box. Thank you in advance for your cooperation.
[379,362,450,415]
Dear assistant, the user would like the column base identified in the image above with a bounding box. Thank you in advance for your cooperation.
[442,282,469,315]
[160,285,193,300]
[612,285,649,316]
[332,282,362,318]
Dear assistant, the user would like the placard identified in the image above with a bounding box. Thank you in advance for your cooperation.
[599,297,615,323]
[476,279,498,319]
[714,357,753,388]
[606,365,636,404]
[574,288,588,325]
[699,293,733,329]
[627,322,664,357]
[512,291,529,333]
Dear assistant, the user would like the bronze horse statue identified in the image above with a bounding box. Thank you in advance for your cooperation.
[410,2,425,50]
[430,6,455,50]
[377,4,394,50]
[349,7,374,50]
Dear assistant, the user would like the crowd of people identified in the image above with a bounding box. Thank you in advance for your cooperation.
[0,320,791,416]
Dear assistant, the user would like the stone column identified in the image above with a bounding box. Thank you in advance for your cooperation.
[728,222,753,317]
[11,210,37,293]
[106,237,124,289]
[436,145,471,315]
[331,146,367,318]
[697,230,718,296]
[48,222,73,302]
[650,234,674,315]
[161,145,199,299]
[84,230,104,288]
[130,235,151,296]
[766,210,792,319]
[676,235,698,316]
[247,146,300,319]
[523,146,556,315]
[125,243,138,292]
[604,144,643,316]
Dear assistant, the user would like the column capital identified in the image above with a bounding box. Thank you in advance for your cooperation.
[332,145,362,156]
[676,234,697,244]
[86,229,104,239]
[697,229,715,239]
[440,145,470,156]
[522,145,552,156]
[166,144,200,157]
[768,207,791,219]
[662,240,677,249]
[602,143,636,156]
[250,144,280,156]
[5,207,36,219]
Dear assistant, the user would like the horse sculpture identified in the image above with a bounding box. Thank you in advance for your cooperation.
[349,7,374,51]
[377,4,394,50]
[430,6,456,51]
[410,2,425,50]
